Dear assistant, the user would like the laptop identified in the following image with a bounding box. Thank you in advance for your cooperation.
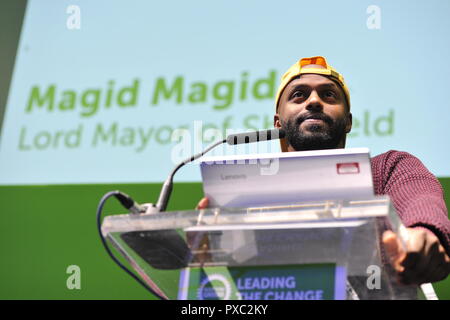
[200,148,374,208]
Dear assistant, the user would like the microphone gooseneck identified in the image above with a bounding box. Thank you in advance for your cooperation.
[156,128,285,212]
[155,138,226,211]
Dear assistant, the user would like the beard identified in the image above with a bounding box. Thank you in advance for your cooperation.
[281,112,348,151]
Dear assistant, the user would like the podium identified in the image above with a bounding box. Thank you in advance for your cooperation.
[101,195,422,300]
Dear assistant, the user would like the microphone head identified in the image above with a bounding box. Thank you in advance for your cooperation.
[226,128,285,145]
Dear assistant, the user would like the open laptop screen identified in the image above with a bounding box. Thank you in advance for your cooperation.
[200,148,374,208]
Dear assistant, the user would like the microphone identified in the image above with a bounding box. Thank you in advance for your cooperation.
[226,128,285,145]
[155,128,285,212]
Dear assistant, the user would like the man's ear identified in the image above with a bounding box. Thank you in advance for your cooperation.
[345,112,352,133]
[274,114,282,128]
[274,113,288,152]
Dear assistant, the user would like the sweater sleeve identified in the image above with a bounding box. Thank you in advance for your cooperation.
[371,150,450,256]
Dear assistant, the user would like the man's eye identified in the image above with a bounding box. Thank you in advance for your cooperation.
[291,91,305,99]
[324,90,336,98]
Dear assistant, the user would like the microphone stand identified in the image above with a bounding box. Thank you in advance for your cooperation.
[155,138,226,212]
[154,128,285,212]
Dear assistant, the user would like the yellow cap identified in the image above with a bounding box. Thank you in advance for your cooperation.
[275,56,350,111]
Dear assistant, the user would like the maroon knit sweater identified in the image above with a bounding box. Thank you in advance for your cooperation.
[371,150,450,256]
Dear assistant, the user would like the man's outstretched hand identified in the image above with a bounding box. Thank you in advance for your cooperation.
[382,228,450,285]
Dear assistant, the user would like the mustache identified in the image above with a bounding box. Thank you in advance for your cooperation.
[295,112,334,126]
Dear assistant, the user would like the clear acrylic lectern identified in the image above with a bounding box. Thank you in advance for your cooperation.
[101,196,422,300]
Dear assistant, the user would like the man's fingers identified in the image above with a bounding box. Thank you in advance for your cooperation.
[401,230,427,269]
[396,229,426,284]
[403,232,430,280]
[382,230,399,256]
[196,197,209,210]
[382,228,450,285]
[382,230,405,272]
[398,229,450,285]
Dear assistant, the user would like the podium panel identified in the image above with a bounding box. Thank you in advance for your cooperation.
[101,196,420,300]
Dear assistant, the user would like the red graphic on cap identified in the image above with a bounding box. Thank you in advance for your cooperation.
[337,162,360,174]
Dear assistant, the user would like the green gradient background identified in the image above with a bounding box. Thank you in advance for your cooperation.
[0,180,449,300]
[0,1,449,300]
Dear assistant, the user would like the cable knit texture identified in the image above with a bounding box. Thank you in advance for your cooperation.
[371,150,450,256]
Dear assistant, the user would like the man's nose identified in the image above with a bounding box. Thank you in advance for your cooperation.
[305,91,323,112]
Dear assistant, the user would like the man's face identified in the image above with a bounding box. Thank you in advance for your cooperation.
[274,73,352,151]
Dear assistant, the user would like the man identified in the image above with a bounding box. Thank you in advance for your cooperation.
[198,56,450,288]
